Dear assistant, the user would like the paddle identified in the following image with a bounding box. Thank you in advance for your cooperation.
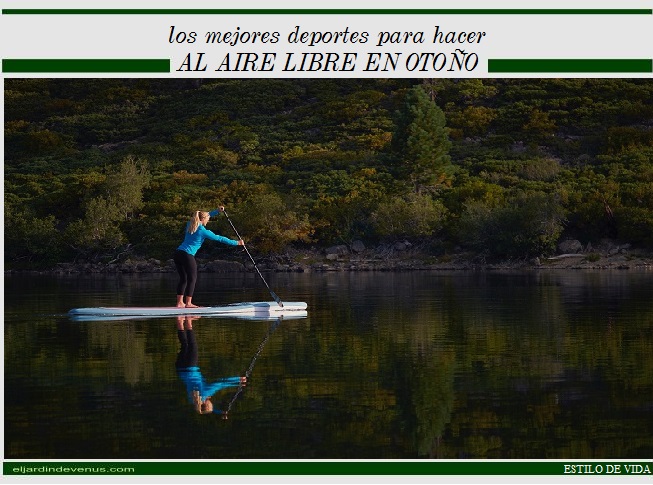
[222,210,284,308]
[223,316,284,416]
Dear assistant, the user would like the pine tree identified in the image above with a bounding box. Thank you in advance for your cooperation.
[392,85,452,193]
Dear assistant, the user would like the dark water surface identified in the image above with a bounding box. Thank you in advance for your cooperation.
[4,270,653,459]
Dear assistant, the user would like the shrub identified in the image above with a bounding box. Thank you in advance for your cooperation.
[457,191,566,258]
[4,206,63,268]
[229,192,313,255]
[372,193,447,240]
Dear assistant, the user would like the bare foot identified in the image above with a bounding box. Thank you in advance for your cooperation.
[176,303,186,308]
[186,303,200,308]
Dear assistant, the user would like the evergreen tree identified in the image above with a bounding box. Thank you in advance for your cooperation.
[391,85,452,193]
[64,157,151,262]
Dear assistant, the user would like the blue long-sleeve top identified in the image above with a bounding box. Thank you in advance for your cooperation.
[177,367,243,402]
[176,209,239,256]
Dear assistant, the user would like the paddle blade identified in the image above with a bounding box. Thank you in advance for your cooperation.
[271,291,284,307]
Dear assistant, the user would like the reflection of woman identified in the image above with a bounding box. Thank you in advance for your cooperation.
[175,316,246,415]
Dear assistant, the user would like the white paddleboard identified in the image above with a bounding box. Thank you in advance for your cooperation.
[68,301,307,317]
[69,311,307,322]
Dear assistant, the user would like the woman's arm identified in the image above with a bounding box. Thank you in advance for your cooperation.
[203,376,245,397]
[199,225,240,246]
[208,206,225,217]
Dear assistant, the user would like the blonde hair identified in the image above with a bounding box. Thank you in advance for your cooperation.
[188,211,210,234]
[192,391,214,414]
[199,399,214,414]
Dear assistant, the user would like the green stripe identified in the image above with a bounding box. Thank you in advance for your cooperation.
[2,8,651,14]
[4,461,651,475]
[2,59,170,73]
[488,59,653,73]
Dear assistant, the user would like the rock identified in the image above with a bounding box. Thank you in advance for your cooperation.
[325,245,349,256]
[326,254,339,261]
[557,239,582,254]
[351,240,366,253]
[394,242,407,251]
[598,238,619,253]
[136,262,151,271]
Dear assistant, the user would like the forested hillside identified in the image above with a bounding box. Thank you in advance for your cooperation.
[5,79,653,269]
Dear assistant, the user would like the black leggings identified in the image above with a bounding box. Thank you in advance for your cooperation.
[174,249,197,297]
[175,329,198,369]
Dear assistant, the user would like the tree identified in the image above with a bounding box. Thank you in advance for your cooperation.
[104,156,151,219]
[65,157,151,261]
[391,86,452,193]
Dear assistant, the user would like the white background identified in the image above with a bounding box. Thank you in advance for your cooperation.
[1,0,652,78]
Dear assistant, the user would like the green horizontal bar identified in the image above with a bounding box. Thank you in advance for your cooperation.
[2,59,170,73]
[488,59,653,73]
[2,8,651,15]
[7,461,650,475]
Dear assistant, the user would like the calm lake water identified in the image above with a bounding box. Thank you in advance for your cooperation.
[4,270,653,459]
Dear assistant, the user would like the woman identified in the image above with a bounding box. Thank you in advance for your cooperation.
[174,207,244,308]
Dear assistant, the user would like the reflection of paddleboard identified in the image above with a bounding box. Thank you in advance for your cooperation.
[68,301,307,318]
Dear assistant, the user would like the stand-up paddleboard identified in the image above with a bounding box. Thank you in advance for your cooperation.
[68,301,307,318]
[69,311,307,322]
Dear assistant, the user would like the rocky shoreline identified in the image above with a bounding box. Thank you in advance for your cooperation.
[7,239,653,275]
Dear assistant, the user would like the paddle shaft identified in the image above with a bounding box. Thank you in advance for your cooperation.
[222,210,284,307]
[224,316,284,414]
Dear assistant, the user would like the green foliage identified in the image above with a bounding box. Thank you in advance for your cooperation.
[64,157,151,261]
[296,168,387,244]
[518,157,561,181]
[585,253,602,262]
[522,108,557,143]
[104,157,151,218]
[372,193,447,241]
[125,214,183,261]
[391,85,452,193]
[228,192,313,254]
[447,105,498,139]
[65,197,127,255]
[4,205,62,268]
[602,126,653,154]
[615,207,653,246]
[445,177,506,218]
[5,120,77,160]
[4,79,653,268]
[458,191,566,258]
